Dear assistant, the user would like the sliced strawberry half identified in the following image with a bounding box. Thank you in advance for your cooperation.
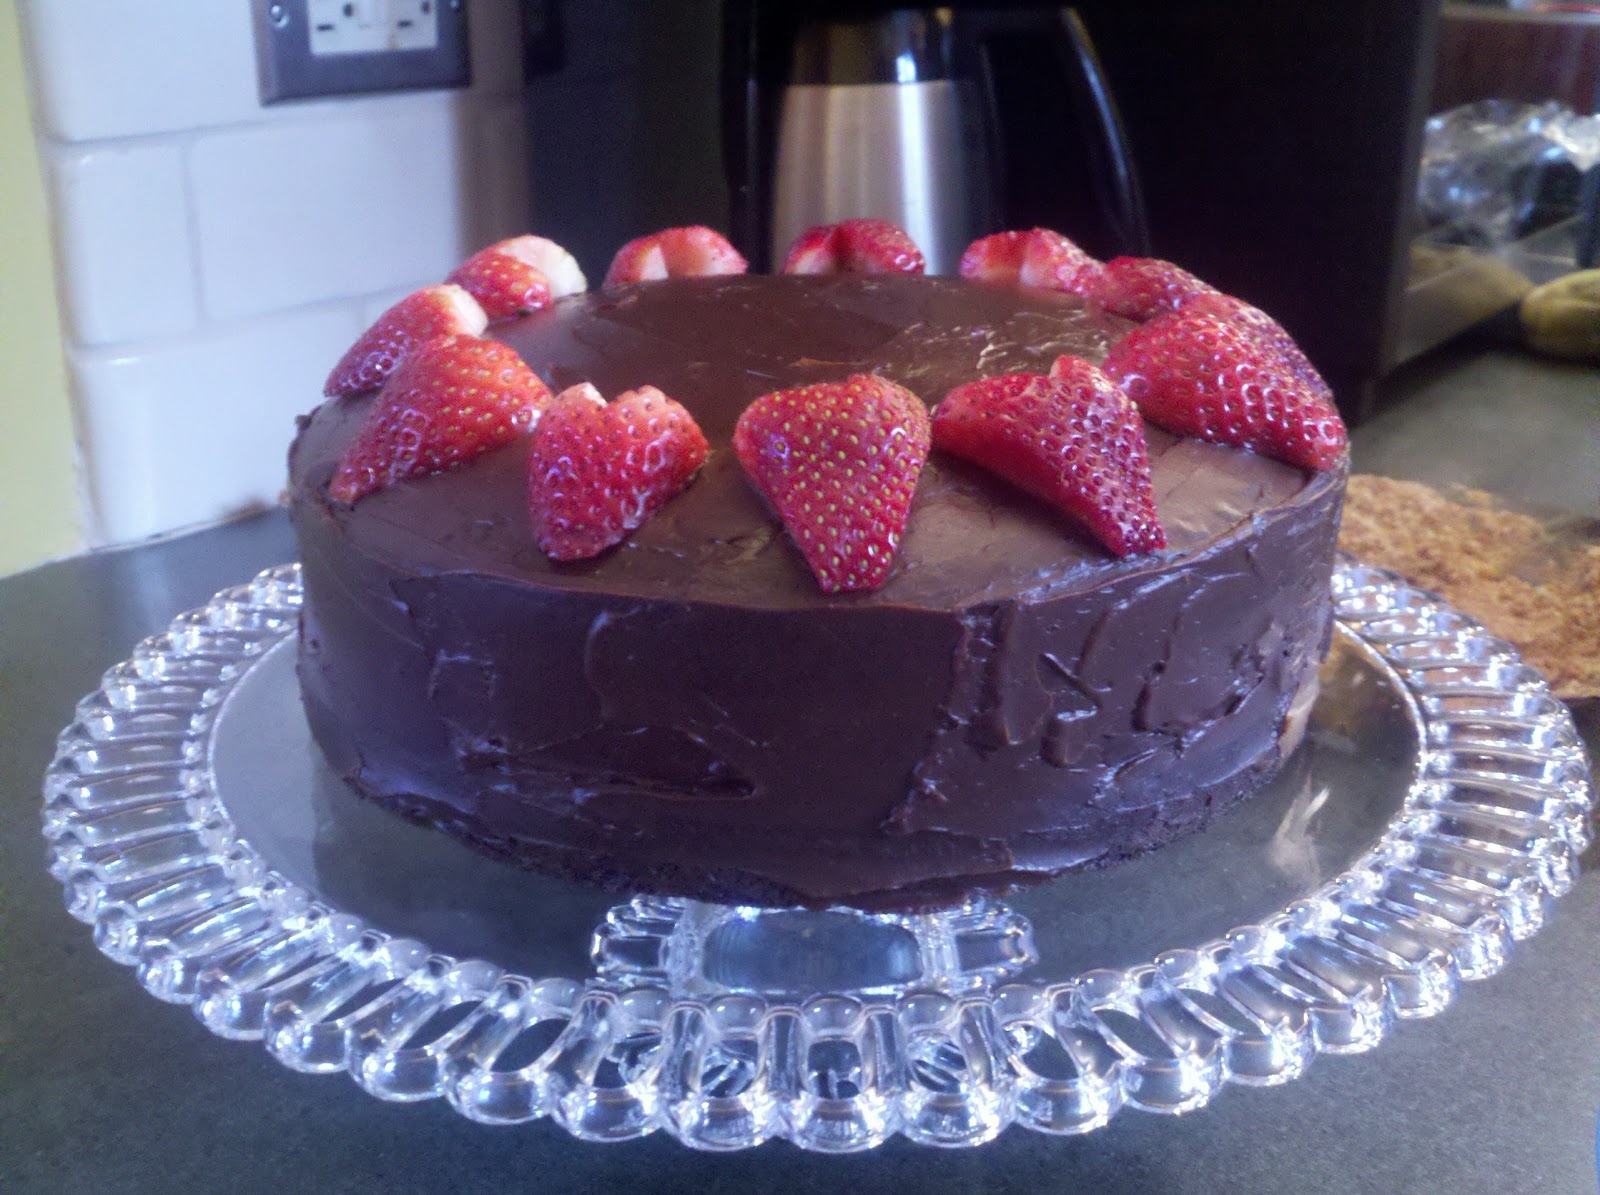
[1100,310,1347,470]
[487,234,587,298]
[329,335,552,504]
[1091,256,1217,321]
[602,226,748,288]
[780,218,926,276]
[324,284,487,398]
[1179,291,1332,404]
[447,232,587,321]
[933,362,1165,557]
[446,249,553,322]
[958,228,1106,293]
[527,383,709,560]
[733,374,931,593]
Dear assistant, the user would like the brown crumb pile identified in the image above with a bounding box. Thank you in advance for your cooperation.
[1338,475,1600,699]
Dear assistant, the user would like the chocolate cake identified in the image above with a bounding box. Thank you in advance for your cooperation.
[289,272,1345,911]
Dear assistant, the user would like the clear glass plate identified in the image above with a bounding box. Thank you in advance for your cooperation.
[40,562,1595,1151]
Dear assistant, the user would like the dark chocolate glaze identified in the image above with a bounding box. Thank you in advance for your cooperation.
[289,274,1345,910]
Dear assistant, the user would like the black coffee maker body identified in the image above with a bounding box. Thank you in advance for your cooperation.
[722,2,1151,272]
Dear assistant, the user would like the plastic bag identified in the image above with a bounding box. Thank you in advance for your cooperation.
[1418,100,1600,247]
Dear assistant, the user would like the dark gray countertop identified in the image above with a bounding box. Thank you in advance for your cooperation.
[3,341,1597,1193]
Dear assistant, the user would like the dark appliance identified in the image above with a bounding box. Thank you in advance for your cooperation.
[522,1,1442,423]
[1057,1,1442,422]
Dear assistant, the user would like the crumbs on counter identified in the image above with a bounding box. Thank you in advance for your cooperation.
[1339,474,1600,700]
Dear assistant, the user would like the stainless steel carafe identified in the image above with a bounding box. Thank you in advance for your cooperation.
[723,4,1148,273]
[769,11,985,275]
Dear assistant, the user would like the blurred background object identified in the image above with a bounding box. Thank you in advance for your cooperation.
[1520,268,1600,358]
[1433,1,1600,116]
[1400,98,1598,363]
[1396,2,1600,366]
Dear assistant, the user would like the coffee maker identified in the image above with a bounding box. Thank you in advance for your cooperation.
[721,2,1151,273]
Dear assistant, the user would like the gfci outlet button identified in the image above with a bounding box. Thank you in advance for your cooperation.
[254,0,470,103]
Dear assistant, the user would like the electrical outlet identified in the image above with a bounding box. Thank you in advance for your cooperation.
[387,0,443,52]
[308,0,389,56]
[253,0,470,104]
[308,0,439,57]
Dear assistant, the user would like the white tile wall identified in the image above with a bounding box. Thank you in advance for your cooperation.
[190,101,471,321]
[71,307,364,544]
[24,0,264,142]
[48,143,199,345]
[19,0,531,546]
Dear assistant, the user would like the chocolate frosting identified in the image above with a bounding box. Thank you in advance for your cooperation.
[290,273,1344,910]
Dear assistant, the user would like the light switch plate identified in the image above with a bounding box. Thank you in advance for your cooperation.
[252,0,471,104]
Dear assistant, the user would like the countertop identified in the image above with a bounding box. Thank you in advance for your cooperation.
[3,340,1597,1193]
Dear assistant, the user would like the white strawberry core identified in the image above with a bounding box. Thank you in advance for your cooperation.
[784,245,835,275]
[497,235,588,298]
[636,245,670,282]
[437,284,489,335]
[1019,236,1054,288]
[556,381,607,409]
[659,227,745,276]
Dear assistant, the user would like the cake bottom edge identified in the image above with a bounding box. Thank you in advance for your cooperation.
[324,745,1293,915]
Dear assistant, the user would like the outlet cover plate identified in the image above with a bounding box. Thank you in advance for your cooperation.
[253,0,471,104]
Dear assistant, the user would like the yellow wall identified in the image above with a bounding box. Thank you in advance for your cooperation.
[0,4,82,575]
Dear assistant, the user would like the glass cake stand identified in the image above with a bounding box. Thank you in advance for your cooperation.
[40,562,1596,1152]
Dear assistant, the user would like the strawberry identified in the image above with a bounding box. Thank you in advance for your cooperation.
[1092,256,1216,321]
[1179,291,1332,404]
[958,228,1106,294]
[933,362,1165,557]
[329,335,552,504]
[733,374,931,593]
[1100,310,1347,471]
[780,218,925,276]
[527,383,709,560]
[446,231,588,322]
[446,249,553,322]
[324,285,487,398]
[485,234,588,298]
[603,226,748,288]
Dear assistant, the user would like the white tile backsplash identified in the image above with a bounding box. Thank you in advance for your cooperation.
[22,1,265,142]
[71,307,364,544]
[20,0,530,546]
[48,143,199,346]
[191,102,470,322]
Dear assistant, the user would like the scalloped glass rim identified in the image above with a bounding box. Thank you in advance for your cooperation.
[40,561,1595,1151]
